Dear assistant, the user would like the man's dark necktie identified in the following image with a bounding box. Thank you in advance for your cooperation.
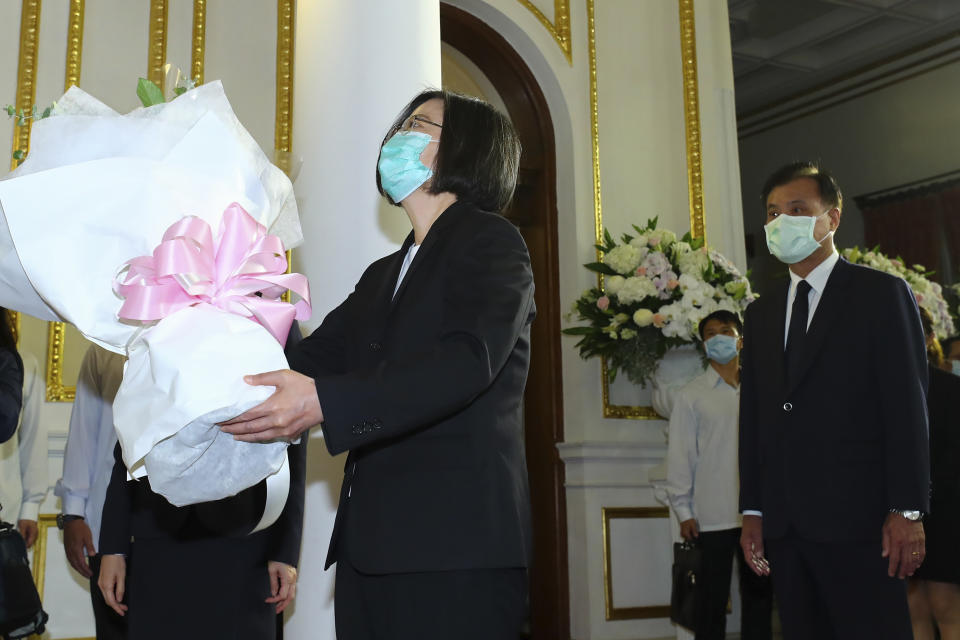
[785,280,811,385]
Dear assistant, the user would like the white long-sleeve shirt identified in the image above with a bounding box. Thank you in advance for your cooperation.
[54,345,124,545]
[0,353,47,522]
[664,366,741,532]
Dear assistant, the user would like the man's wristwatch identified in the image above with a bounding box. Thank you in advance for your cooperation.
[56,513,84,530]
[889,509,923,522]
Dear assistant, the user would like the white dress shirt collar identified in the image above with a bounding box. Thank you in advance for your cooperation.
[788,249,840,299]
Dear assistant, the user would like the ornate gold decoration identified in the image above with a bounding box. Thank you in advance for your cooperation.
[31,513,57,597]
[517,0,572,64]
[45,0,87,402]
[65,0,84,90]
[46,321,74,401]
[191,0,206,85]
[8,0,42,351]
[597,0,705,419]
[147,0,168,90]
[10,0,41,172]
[274,0,295,156]
[679,0,705,241]
[276,0,296,294]
[602,506,671,620]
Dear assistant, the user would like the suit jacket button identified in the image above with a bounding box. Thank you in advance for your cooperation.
[351,425,362,435]
[783,402,793,412]
[369,341,382,352]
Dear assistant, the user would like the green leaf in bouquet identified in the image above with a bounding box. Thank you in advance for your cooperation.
[621,233,634,244]
[648,216,659,230]
[173,86,187,97]
[603,228,615,249]
[584,261,617,276]
[137,77,166,107]
[562,327,597,336]
[4,105,13,117]
[594,244,607,253]
[12,149,24,161]
[41,106,51,118]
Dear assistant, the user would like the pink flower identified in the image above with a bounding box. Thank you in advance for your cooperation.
[652,313,666,328]
[915,293,924,303]
[635,266,647,276]
[667,279,679,290]
[597,296,610,311]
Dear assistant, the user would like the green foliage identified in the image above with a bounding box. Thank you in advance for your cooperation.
[136,78,166,107]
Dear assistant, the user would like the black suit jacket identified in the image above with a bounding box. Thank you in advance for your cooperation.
[739,257,930,543]
[287,201,535,574]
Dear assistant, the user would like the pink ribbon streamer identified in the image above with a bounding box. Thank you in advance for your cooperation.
[115,203,311,345]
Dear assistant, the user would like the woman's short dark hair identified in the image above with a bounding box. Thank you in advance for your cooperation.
[760,161,843,214]
[376,89,522,212]
[697,309,743,341]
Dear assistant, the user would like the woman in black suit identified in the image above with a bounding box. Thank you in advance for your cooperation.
[222,90,534,640]
[908,308,960,640]
[97,329,308,640]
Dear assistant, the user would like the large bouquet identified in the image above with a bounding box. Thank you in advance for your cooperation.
[843,246,954,339]
[0,81,308,525]
[564,218,755,386]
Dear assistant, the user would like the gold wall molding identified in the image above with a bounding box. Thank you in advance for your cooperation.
[679,0,705,241]
[31,513,56,597]
[596,0,706,419]
[46,0,87,402]
[274,0,295,156]
[147,0,169,90]
[46,322,74,401]
[602,506,671,620]
[517,0,572,64]
[191,0,206,85]
[8,0,42,352]
[10,0,41,172]
[65,0,84,90]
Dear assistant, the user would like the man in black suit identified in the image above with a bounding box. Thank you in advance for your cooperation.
[738,161,930,639]
[222,90,533,639]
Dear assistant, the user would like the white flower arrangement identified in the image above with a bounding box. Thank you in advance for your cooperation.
[564,218,756,385]
[843,246,955,340]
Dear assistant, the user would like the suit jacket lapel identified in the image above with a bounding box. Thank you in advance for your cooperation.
[786,258,852,395]
[375,233,415,310]
[764,280,789,395]
[388,201,465,312]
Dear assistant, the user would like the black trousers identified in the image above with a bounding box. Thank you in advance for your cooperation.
[765,533,913,640]
[696,528,773,640]
[334,559,527,640]
[89,554,128,640]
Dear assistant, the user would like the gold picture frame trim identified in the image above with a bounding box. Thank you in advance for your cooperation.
[517,0,572,64]
[147,0,169,90]
[602,506,671,621]
[191,0,206,85]
[595,0,705,419]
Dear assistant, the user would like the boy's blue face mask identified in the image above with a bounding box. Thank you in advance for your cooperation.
[378,131,438,203]
[704,333,739,364]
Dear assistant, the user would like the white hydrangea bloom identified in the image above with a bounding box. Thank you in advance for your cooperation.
[604,245,644,275]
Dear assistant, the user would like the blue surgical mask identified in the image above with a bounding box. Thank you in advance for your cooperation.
[764,211,834,264]
[952,360,960,377]
[377,131,438,202]
[704,334,739,364]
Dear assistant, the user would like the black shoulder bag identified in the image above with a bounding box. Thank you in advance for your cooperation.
[670,539,701,631]
[0,516,49,639]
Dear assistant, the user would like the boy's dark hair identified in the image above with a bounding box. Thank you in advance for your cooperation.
[376,89,522,213]
[698,309,743,341]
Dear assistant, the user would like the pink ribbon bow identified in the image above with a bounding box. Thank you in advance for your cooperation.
[115,203,311,345]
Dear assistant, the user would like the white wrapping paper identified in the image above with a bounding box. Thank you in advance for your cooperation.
[0,82,307,515]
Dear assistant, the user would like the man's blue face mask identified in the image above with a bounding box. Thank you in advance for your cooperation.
[378,131,438,203]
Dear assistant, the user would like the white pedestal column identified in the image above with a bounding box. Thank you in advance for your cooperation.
[286,2,441,638]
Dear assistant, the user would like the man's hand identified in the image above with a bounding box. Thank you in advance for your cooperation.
[882,512,925,579]
[17,519,38,549]
[97,554,128,616]
[679,518,699,541]
[265,561,298,614]
[740,514,770,576]
[219,370,323,442]
[63,518,95,578]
